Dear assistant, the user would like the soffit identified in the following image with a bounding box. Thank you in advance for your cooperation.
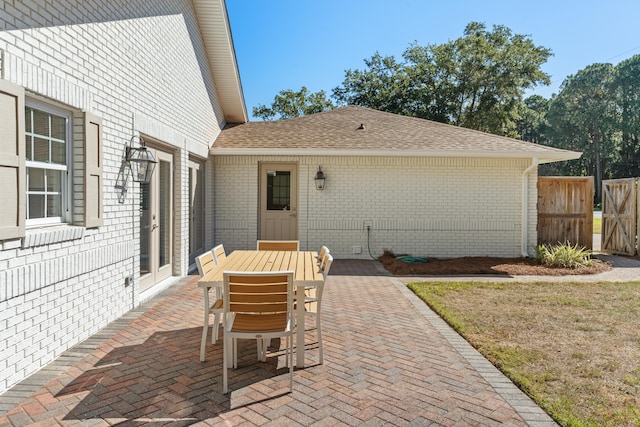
[192,0,247,124]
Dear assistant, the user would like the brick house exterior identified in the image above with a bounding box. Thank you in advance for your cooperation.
[0,0,246,394]
[211,106,581,259]
[0,0,582,397]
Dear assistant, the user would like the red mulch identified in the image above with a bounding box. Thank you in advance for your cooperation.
[378,251,612,276]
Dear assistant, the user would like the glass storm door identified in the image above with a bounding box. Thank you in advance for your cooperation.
[259,163,298,240]
[140,148,173,291]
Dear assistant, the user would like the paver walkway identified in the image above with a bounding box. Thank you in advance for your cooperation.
[6,254,638,426]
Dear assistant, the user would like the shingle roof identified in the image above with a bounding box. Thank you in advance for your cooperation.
[211,106,581,163]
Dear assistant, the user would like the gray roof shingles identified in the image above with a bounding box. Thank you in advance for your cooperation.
[211,106,580,162]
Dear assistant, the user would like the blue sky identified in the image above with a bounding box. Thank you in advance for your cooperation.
[226,1,640,121]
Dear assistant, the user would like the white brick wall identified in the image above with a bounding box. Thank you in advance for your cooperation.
[0,0,223,394]
[214,156,538,259]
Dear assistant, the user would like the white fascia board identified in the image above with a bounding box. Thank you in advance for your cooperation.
[210,148,582,163]
[193,0,248,123]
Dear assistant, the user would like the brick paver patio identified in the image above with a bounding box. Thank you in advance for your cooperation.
[0,259,575,426]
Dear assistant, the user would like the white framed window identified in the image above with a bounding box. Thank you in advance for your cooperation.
[25,99,72,226]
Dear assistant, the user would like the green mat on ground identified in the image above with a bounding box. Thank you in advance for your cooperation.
[396,255,428,263]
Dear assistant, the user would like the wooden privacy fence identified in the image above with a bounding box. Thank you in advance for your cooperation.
[601,178,640,256]
[537,177,593,250]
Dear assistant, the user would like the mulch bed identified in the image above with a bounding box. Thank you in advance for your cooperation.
[378,251,613,276]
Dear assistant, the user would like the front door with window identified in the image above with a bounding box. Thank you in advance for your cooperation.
[140,146,173,291]
[259,163,298,240]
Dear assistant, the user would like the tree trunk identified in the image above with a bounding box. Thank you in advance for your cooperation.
[592,117,602,204]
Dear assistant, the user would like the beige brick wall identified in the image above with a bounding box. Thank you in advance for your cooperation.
[214,155,538,259]
[0,0,222,394]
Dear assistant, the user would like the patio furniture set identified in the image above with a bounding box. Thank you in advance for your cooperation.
[195,241,333,393]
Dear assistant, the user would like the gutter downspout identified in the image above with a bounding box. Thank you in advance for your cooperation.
[521,157,539,257]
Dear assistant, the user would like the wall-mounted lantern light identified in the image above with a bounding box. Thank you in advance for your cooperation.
[125,137,157,183]
[314,166,326,191]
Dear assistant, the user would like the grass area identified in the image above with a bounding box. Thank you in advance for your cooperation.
[408,280,640,426]
[594,217,602,234]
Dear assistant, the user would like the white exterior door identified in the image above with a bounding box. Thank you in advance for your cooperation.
[259,163,298,240]
[140,147,173,291]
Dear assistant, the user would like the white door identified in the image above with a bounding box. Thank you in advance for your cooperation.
[140,147,173,291]
[259,163,298,240]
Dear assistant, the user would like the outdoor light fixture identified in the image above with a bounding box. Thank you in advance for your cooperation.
[125,136,157,183]
[314,166,326,191]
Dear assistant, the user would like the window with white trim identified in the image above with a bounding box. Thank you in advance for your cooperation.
[25,100,72,225]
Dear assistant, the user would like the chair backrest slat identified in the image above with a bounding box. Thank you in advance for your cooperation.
[227,274,288,285]
[196,251,216,277]
[256,240,299,251]
[213,244,226,264]
[230,302,288,313]
[231,293,288,303]
[228,283,288,294]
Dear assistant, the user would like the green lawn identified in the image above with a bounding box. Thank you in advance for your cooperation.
[408,280,640,426]
[593,217,601,234]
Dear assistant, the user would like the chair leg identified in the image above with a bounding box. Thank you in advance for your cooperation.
[316,313,323,364]
[223,334,229,394]
[255,339,267,362]
[262,338,269,361]
[233,338,238,369]
[226,337,235,369]
[201,288,210,362]
[212,313,220,344]
[200,318,209,362]
[288,334,293,392]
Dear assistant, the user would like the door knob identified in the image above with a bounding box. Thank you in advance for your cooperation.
[151,224,158,231]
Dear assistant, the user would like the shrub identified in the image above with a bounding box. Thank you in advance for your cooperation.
[536,243,595,268]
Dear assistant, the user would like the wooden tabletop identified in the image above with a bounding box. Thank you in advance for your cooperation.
[198,250,323,287]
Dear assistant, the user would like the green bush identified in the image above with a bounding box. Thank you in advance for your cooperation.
[536,243,595,268]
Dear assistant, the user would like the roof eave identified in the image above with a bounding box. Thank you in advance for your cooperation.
[193,0,248,124]
[210,147,582,163]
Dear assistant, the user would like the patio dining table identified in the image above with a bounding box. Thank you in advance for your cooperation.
[197,249,323,368]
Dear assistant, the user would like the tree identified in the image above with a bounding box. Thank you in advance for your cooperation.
[332,53,412,116]
[252,86,335,121]
[612,54,640,178]
[545,63,619,202]
[516,95,550,144]
[333,22,552,137]
[444,22,552,137]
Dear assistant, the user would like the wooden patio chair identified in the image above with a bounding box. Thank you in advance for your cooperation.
[222,270,295,394]
[256,240,299,251]
[304,253,333,364]
[318,245,330,265]
[196,249,224,361]
[212,243,226,264]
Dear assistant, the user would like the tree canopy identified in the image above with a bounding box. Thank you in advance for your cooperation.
[532,54,640,203]
[252,86,334,121]
[253,22,552,136]
[333,22,552,137]
[612,55,640,178]
[544,63,618,201]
